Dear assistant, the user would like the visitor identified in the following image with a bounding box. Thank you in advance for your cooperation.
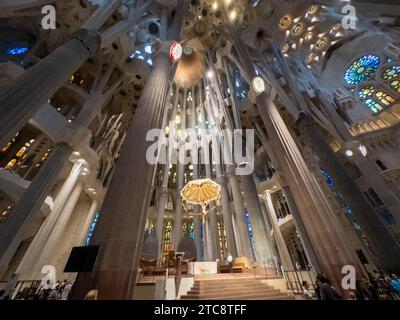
[61,280,73,300]
[301,281,313,300]
[84,289,98,300]
[390,274,400,299]
[317,275,342,300]
[47,288,59,300]
[227,253,233,273]
[347,291,357,300]
[355,278,378,300]
[314,275,323,300]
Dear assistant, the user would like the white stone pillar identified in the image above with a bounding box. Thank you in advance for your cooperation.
[0,143,72,276]
[15,161,83,279]
[227,168,254,260]
[240,174,275,264]
[264,193,294,270]
[0,30,101,148]
[32,182,84,280]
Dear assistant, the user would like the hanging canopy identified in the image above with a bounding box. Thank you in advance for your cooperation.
[180,178,221,206]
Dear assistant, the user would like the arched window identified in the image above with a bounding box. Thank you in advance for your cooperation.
[344,55,380,85]
[389,79,400,93]
[375,91,395,106]
[382,65,400,81]
[358,85,394,113]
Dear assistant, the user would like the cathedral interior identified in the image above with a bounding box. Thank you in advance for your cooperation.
[0,0,400,301]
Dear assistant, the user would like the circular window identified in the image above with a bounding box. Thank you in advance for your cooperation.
[344,55,380,85]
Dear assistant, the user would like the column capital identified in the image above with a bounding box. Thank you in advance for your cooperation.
[72,28,102,56]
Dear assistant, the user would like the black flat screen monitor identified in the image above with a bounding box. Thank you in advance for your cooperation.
[64,245,100,273]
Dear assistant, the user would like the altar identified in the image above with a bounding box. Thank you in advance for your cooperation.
[187,261,218,275]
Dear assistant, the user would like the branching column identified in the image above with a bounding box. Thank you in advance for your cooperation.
[298,114,400,271]
[16,160,84,279]
[71,43,176,300]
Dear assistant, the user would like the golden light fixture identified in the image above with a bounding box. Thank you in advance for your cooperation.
[181,179,221,217]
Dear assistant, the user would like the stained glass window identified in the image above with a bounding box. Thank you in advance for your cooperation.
[321,169,334,188]
[390,80,400,93]
[344,55,380,85]
[217,221,224,258]
[358,86,390,113]
[163,221,173,253]
[358,86,374,100]
[245,212,256,260]
[320,168,370,247]
[364,98,384,113]
[7,47,28,56]
[85,212,100,246]
[375,91,395,106]
[382,65,400,81]
[190,221,194,240]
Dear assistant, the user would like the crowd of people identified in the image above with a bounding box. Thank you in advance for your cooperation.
[0,279,74,300]
[1,269,400,301]
[301,270,400,300]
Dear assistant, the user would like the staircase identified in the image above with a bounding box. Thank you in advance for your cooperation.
[180,274,292,300]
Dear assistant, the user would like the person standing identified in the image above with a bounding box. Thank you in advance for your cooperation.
[302,281,313,300]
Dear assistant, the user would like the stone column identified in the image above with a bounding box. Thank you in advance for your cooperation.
[298,114,400,271]
[71,43,175,300]
[0,29,101,148]
[173,156,184,251]
[234,40,366,292]
[227,167,254,260]
[193,215,202,261]
[201,145,219,261]
[282,186,321,273]
[155,161,170,264]
[264,193,294,270]
[254,92,365,293]
[207,208,220,261]
[240,174,274,264]
[28,182,84,280]
[82,0,123,31]
[0,143,72,276]
[215,174,238,258]
[173,88,187,251]
[15,161,83,279]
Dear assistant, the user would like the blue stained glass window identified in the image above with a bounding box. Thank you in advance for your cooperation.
[85,212,100,246]
[321,169,334,188]
[245,212,256,259]
[190,221,194,240]
[344,203,353,215]
[344,54,380,85]
[7,47,29,56]
[382,65,400,80]
[364,98,383,113]
[358,86,374,100]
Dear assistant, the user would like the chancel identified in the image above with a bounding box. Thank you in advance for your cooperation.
[0,0,400,302]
